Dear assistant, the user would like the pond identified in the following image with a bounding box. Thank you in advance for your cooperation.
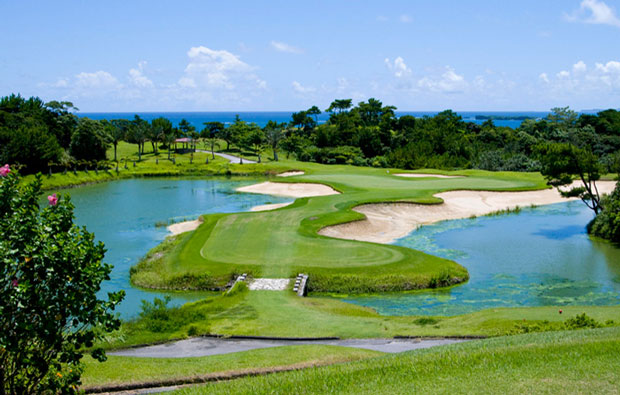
[342,201,620,316]
[52,178,291,319]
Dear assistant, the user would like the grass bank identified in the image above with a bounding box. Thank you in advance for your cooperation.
[99,288,620,349]
[27,141,295,190]
[81,345,382,389]
[178,326,620,394]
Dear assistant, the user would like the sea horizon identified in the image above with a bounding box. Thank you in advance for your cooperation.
[78,110,563,129]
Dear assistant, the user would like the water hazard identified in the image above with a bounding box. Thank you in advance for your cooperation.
[52,178,291,318]
[343,201,620,316]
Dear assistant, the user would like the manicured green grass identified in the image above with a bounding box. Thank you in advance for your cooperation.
[132,164,548,292]
[178,327,620,394]
[101,288,620,349]
[81,345,382,389]
[28,141,296,190]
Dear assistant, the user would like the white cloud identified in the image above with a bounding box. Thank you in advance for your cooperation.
[565,0,620,28]
[129,61,154,88]
[556,70,570,79]
[180,46,266,90]
[573,60,587,73]
[417,66,468,93]
[292,81,316,94]
[52,79,68,88]
[270,40,303,54]
[400,14,412,23]
[539,60,620,101]
[376,15,388,22]
[385,57,412,78]
[75,71,122,91]
[595,60,620,73]
[539,73,550,83]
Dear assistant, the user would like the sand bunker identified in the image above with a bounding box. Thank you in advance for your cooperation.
[168,219,202,235]
[319,181,617,244]
[394,173,462,179]
[237,182,339,198]
[251,202,293,212]
[277,171,305,177]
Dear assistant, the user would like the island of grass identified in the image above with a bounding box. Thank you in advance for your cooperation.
[130,164,551,293]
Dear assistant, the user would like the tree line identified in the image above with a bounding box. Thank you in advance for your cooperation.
[2,94,619,177]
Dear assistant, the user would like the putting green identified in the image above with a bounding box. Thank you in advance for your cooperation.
[131,163,548,292]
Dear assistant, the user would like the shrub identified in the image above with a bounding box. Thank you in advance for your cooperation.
[588,182,620,242]
[0,168,123,394]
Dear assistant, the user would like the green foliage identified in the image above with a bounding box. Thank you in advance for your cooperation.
[0,124,62,173]
[0,169,124,394]
[137,296,206,334]
[70,118,109,161]
[588,181,620,242]
[413,317,440,326]
[225,280,249,297]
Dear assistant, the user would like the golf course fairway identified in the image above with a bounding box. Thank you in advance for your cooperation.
[131,164,549,293]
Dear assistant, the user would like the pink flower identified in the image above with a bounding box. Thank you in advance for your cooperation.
[48,193,58,206]
[0,164,10,177]
[11,279,18,288]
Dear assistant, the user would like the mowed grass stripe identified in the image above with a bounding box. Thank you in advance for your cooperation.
[177,327,620,394]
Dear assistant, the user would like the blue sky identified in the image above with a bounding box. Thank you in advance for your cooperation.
[1,0,619,111]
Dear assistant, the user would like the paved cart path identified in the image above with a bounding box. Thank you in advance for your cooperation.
[110,337,469,358]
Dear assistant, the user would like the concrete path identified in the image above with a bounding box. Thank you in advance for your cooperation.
[198,150,256,164]
[110,337,468,358]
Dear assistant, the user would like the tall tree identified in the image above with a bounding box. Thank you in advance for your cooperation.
[201,122,224,159]
[0,170,124,394]
[107,119,129,162]
[69,118,108,161]
[128,116,148,160]
[265,126,284,161]
[307,105,322,123]
[538,139,604,214]
[326,99,353,113]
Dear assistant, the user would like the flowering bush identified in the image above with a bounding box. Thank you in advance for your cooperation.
[0,166,124,394]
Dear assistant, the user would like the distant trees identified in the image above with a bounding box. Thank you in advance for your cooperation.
[107,119,130,161]
[69,118,108,161]
[201,122,224,159]
[326,99,353,113]
[264,122,285,161]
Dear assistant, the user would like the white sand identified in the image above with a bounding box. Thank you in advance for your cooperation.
[319,181,617,244]
[237,181,340,198]
[277,171,305,177]
[167,219,202,235]
[251,202,293,212]
[394,173,462,179]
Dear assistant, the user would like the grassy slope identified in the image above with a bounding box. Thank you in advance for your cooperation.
[103,289,620,348]
[179,327,620,394]
[27,141,295,190]
[81,345,382,388]
[132,164,548,292]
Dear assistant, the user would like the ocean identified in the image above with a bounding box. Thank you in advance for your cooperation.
[78,111,551,129]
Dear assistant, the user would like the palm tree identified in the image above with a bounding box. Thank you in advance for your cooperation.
[108,119,128,161]
[163,133,176,160]
[264,127,284,161]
